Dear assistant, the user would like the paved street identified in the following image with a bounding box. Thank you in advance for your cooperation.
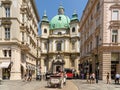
[0,80,46,90]
[1,79,120,90]
[0,79,78,90]
[72,79,120,90]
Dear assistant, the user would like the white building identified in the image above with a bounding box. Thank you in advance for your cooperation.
[0,0,40,80]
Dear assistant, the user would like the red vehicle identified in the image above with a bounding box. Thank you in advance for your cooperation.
[64,68,73,79]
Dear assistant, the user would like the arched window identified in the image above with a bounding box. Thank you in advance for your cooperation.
[72,27,75,32]
[56,42,62,51]
[58,32,62,35]
[44,29,47,33]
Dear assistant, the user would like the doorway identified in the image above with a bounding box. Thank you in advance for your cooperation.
[56,66,61,72]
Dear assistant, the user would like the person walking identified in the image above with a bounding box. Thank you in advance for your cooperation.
[86,73,89,83]
[27,70,32,81]
[23,72,27,81]
[115,73,120,84]
[106,72,110,84]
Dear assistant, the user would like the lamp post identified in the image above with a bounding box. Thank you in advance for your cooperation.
[95,36,99,83]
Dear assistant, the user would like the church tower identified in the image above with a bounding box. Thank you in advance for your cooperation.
[40,5,80,74]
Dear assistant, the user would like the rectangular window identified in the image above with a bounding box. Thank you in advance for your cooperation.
[5,28,10,39]
[112,30,118,43]
[57,43,61,51]
[3,50,7,57]
[112,10,119,20]
[9,50,11,57]
[5,7,10,17]
[22,32,24,42]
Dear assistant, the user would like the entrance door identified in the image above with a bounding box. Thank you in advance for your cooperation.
[56,66,61,72]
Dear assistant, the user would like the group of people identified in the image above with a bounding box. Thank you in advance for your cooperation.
[106,72,120,84]
[24,70,32,82]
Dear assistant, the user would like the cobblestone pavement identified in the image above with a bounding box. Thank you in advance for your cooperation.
[0,80,46,90]
[39,80,78,90]
[0,80,78,90]
[72,79,120,90]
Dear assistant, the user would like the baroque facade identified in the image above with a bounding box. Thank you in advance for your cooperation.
[40,5,80,74]
[79,0,120,80]
[0,0,40,80]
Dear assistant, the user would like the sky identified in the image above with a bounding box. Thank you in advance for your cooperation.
[35,0,88,21]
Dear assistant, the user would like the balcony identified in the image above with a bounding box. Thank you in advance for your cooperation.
[1,0,12,6]
[1,17,11,26]
[20,42,30,52]
[110,20,120,28]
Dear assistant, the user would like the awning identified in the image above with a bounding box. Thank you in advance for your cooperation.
[0,62,11,68]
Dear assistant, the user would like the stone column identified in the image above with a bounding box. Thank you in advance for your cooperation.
[102,52,111,80]
[75,57,79,72]
[40,57,45,74]
[10,47,21,80]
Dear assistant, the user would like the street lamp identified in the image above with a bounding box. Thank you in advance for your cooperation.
[95,54,99,83]
[95,36,100,83]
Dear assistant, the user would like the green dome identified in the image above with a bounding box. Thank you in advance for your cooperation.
[50,15,70,30]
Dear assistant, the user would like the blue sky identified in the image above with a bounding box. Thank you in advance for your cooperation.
[35,0,88,21]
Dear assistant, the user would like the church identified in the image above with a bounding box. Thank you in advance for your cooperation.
[40,5,80,74]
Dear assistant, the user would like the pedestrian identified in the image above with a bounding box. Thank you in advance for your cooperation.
[23,72,27,81]
[89,73,92,84]
[63,72,67,85]
[86,73,89,83]
[27,70,32,81]
[92,73,95,84]
[115,73,120,84]
[106,72,110,84]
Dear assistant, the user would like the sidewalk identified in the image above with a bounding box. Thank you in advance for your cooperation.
[0,79,46,90]
[72,79,120,90]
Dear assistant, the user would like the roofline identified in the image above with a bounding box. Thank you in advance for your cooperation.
[30,0,40,22]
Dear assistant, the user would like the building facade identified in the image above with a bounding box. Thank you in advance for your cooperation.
[0,0,40,80]
[40,5,80,74]
[79,0,120,80]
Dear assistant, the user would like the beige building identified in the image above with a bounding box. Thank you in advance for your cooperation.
[40,5,80,74]
[0,0,40,80]
[79,0,120,80]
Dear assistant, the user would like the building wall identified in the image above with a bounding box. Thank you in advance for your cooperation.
[0,0,40,80]
[79,0,120,80]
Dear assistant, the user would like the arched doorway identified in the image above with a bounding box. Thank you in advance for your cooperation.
[52,53,65,73]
